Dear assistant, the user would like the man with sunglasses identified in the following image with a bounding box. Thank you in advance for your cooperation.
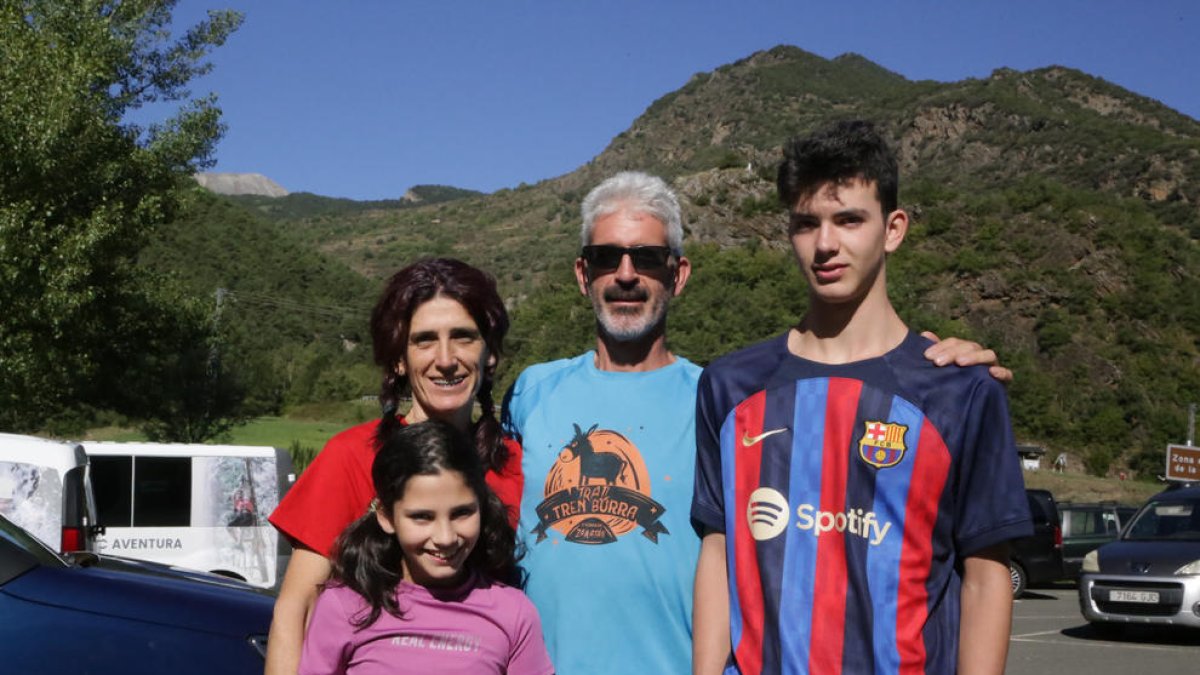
[503,171,701,675]
[502,170,1008,675]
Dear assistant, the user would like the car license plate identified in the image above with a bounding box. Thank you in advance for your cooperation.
[1109,589,1160,604]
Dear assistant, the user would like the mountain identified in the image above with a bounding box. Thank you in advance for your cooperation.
[173,46,1197,477]
[274,46,1199,284]
[223,184,483,221]
[194,172,289,197]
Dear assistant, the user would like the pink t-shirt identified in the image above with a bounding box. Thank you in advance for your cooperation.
[299,575,554,675]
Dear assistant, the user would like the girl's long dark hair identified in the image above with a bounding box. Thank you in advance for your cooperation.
[369,258,510,472]
[329,420,520,628]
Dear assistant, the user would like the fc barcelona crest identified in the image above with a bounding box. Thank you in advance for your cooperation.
[858,420,909,469]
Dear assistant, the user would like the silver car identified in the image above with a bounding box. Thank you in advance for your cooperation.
[1078,484,1200,631]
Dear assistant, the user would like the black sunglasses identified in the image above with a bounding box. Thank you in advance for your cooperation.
[581,245,673,272]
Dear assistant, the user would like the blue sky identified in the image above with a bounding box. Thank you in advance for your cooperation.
[161,1,1199,200]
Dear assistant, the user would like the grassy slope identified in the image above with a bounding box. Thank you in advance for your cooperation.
[1023,469,1162,504]
[85,417,346,451]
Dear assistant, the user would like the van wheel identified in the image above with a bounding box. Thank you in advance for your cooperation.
[1009,561,1027,597]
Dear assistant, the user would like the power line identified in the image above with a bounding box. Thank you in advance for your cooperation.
[219,289,372,322]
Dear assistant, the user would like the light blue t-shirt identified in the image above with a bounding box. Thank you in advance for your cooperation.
[503,351,702,675]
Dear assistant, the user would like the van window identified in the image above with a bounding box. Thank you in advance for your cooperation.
[0,461,63,547]
[92,456,192,527]
[1067,510,1104,536]
[134,457,191,526]
[1126,499,1200,541]
[1100,511,1120,534]
[1026,491,1056,525]
[92,456,132,526]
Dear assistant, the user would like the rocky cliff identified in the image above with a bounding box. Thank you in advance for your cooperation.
[194,172,288,197]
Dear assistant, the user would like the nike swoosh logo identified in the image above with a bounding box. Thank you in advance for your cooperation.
[742,428,787,446]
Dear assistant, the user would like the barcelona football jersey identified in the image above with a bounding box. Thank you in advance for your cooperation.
[691,331,1032,675]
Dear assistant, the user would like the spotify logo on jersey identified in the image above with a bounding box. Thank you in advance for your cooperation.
[747,487,789,541]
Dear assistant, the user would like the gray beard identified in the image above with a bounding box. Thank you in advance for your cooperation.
[591,293,668,343]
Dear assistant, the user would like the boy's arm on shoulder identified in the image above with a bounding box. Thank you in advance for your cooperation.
[921,331,1013,383]
[958,543,1013,675]
[694,530,731,675]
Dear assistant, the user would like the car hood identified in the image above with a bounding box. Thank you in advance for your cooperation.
[1097,539,1200,575]
[85,552,275,596]
[1,559,273,637]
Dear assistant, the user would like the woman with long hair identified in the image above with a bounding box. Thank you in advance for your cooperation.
[266,258,523,675]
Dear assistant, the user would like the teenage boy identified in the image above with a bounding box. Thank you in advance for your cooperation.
[691,121,1031,675]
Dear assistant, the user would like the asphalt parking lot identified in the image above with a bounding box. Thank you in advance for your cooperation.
[1007,582,1200,674]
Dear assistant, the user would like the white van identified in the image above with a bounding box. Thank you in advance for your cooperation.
[0,433,99,552]
[83,442,295,589]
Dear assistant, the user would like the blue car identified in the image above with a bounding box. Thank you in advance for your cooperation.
[0,513,274,673]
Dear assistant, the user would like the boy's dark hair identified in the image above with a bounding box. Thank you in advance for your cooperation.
[329,420,520,628]
[777,119,899,215]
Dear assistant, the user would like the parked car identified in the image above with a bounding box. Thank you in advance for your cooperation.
[1059,501,1138,577]
[0,512,273,673]
[1009,488,1064,596]
[1078,484,1200,632]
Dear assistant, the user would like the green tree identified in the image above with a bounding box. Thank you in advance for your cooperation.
[0,1,242,433]
[116,292,251,442]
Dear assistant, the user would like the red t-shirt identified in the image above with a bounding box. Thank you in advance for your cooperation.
[269,418,524,557]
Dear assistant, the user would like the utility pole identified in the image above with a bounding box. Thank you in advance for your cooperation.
[1188,403,1196,446]
[209,287,226,377]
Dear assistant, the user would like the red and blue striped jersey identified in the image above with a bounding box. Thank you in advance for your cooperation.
[692,332,1032,675]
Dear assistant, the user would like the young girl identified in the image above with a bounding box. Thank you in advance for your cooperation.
[298,421,553,675]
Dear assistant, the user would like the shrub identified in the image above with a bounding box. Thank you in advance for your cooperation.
[1084,446,1115,477]
[289,440,319,474]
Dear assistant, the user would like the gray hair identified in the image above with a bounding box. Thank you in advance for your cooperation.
[579,171,684,255]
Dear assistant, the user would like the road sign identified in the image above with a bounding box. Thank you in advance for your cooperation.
[1165,444,1200,481]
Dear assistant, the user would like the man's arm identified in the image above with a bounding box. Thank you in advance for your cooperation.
[694,530,731,675]
[958,543,1013,675]
[265,546,332,675]
[921,331,1013,383]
